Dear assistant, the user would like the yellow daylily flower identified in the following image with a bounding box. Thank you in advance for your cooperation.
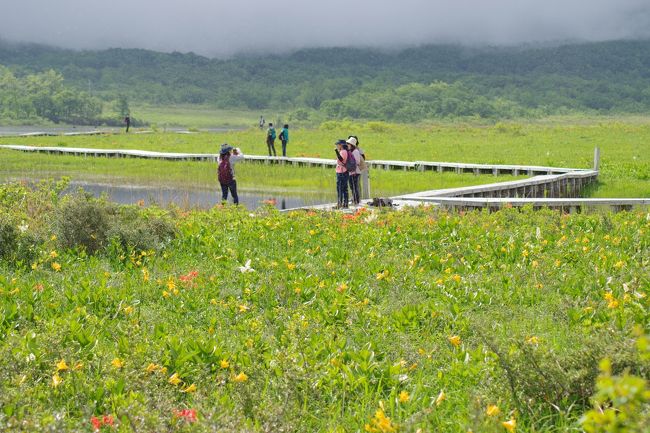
[448,335,461,347]
[168,373,182,386]
[220,359,230,369]
[435,390,446,406]
[52,373,63,387]
[486,404,501,416]
[502,418,516,432]
[111,358,124,369]
[233,372,248,383]
[56,359,69,372]
[398,390,410,403]
[181,383,197,393]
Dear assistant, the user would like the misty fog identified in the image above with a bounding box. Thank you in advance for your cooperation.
[2,0,650,57]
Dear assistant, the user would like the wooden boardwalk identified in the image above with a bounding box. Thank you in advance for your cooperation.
[4,143,643,213]
[0,144,585,176]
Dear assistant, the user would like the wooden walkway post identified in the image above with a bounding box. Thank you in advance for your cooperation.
[593,147,600,171]
[361,169,371,199]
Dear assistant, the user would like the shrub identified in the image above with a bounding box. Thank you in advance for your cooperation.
[106,206,176,252]
[54,191,112,254]
[0,216,42,266]
[0,216,19,260]
[54,191,176,255]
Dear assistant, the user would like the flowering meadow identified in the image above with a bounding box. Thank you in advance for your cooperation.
[0,181,648,432]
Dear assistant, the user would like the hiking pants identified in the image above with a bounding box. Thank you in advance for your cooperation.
[220,180,239,205]
[281,140,288,157]
[336,172,349,207]
[349,174,360,205]
[267,137,276,156]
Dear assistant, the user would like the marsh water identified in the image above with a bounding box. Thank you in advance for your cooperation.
[63,181,332,210]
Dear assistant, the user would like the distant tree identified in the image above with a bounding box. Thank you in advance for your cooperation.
[115,94,130,117]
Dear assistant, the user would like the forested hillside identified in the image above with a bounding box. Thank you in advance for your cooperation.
[1,39,650,123]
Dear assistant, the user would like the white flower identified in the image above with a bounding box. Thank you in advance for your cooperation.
[364,213,378,223]
[239,259,255,273]
[18,222,28,233]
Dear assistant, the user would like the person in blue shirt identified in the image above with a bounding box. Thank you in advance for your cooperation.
[279,124,290,157]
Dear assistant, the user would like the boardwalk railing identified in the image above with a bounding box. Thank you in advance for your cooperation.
[398,171,600,200]
[0,144,585,176]
[398,197,650,212]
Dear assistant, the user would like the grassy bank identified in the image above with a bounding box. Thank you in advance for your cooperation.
[0,182,648,431]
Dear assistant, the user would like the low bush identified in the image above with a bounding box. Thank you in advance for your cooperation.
[54,191,112,254]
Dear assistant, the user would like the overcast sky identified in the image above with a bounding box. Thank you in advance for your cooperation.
[2,0,649,57]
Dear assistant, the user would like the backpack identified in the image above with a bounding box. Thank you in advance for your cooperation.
[345,150,357,173]
[218,158,233,184]
[268,128,276,139]
[278,131,285,141]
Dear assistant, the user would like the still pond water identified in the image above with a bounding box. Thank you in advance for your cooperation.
[64,181,332,210]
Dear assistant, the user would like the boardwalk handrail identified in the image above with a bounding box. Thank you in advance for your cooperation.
[404,197,649,206]
[0,144,587,174]
[397,171,599,199]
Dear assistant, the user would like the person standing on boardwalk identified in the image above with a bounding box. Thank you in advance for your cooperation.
[279,124,289,157]
[124,115,131,133]
[218,144,245,205]
[346,136,362,205]
[348,135,369,199]
[266,123,277,156]
[334,139,349,209]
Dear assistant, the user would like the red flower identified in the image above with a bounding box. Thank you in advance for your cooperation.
[179,271,199,286]
[90,414,115,430]
[174,408,198,423]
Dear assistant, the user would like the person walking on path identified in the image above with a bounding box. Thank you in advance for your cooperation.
[266,123,277,156]
[259,116,265,129]
[334,139,349,209]
[218,144,245,205]
[124,115,131,133]
[279,124,289,157]
[346,136,362,205]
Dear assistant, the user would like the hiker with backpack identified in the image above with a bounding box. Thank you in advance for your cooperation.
[218,144,245,205]
[279,124,289,157]
[266,123,277,156]
[348,135,369,200]
[334,139,350,209]
[346,136,363,205]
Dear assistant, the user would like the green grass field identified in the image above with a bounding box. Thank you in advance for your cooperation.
[1,118,648,198]
[0,182,648,432]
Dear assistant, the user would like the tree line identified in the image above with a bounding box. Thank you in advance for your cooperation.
[1,39,650,123]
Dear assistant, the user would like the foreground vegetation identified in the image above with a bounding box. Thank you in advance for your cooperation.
[1,119,648,197]
[0,181,648,432]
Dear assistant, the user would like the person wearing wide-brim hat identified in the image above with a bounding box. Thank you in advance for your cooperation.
[217,143,245,205]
